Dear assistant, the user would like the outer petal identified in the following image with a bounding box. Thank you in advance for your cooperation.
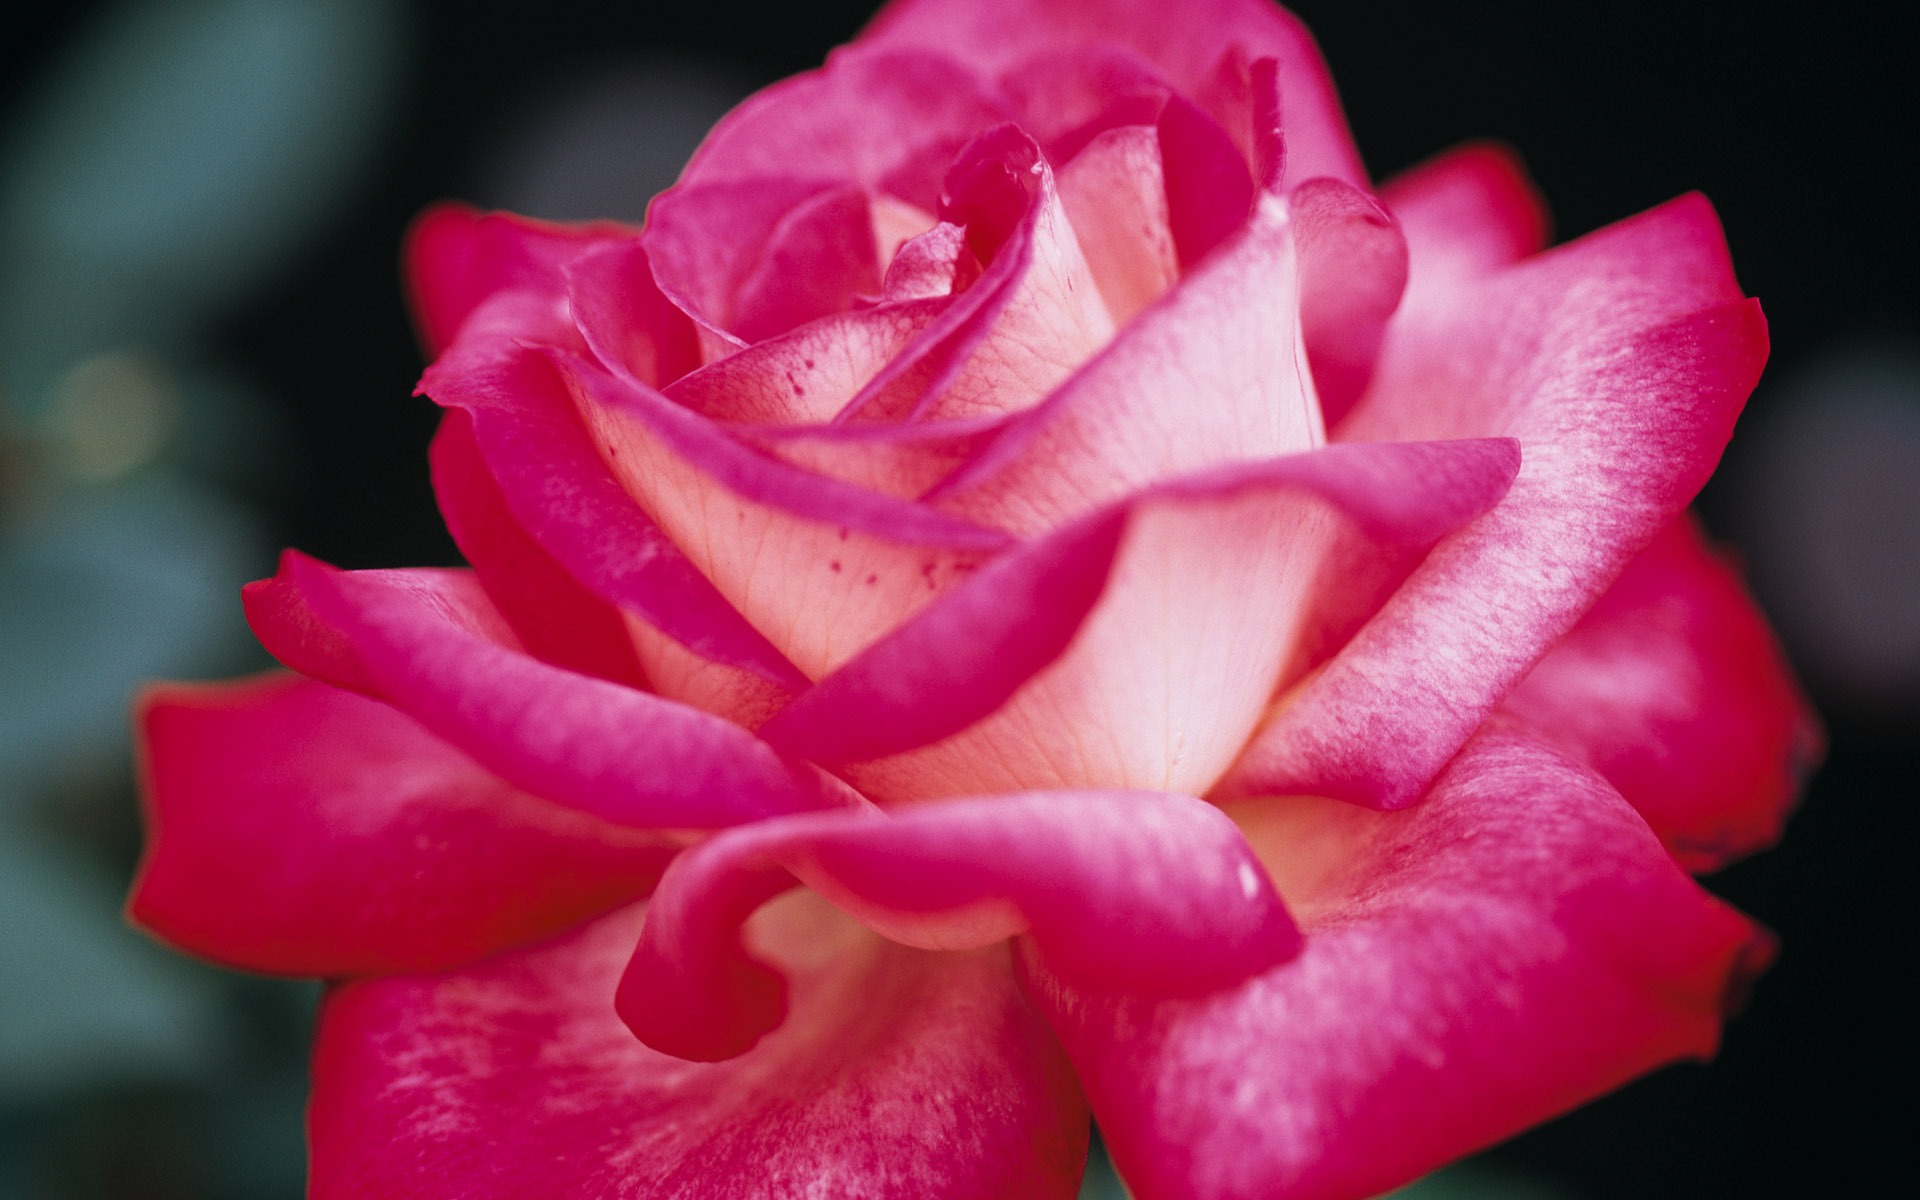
[243,554,843,829]
[404,203,633,357]
[1027,725,1773,1200]
[643,178,883,347]
[618,791,1297,1061]
[1379,141,1550,307]
[429,409,648,688]
[1505,514,1822,871]
[130,675,669,977]
[553,225,705,389]
[762,439,1519,801]
[678,45,1012,209]
[310,900,1088,1200]
[860,0,1365,188]
[1228,194,1768,808]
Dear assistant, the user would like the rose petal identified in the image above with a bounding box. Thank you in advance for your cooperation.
[130,674,670,977]
[429,409,647,687]
[563,350,1013,680]
[419,322,807,697]
[838,126,1115,426]
[244,554,841,829]
[1057,124,1180,323]
[1026,724,1773,1200]
[1380,140,1551,307]
[1505,513,1822,871]
[645,178,882,348]
[680,45,1012,209]
[860,0,1364,188]
[1158,91,1256,269]
[762,439,1519,801]
[997,43,1176,161]
[736,415,1006,500]
[556,230,705,389]
[572,240,995,502]
[660,289,942,428]
[618,790,1296,1062]
[404,203,634,356]
[1291,177,1409,425]
[932,190,1326,535]
[879,219,977,300]
[1227,194,1768,808]
[309,899,1088,1200]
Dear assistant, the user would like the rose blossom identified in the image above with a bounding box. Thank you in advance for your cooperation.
[130,0,1818,1195]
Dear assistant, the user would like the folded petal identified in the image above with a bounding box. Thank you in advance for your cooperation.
[680,45,1012,209]
[763,439,1518,801]
[932,189,1326,536]
[1026,724,1773,1200]
[1056,124,1179,323]
[429,409,647,687]
[563,350,1011,681]
[310,900,1087,1199]
[244,554,841,829]
[404,203,633,357]
[1157,90,1256,270]
[837,125,1115,426]
[555,228,705,388]
[661,295,944,427]
[1291,177,1409,424]
[618,790,1296,1061]
[130,675,670,977]
[644,178,883,347]
[1378,141,1549,311]
[420,328,808,704]
[860,0,1364,188]
[1229,195,1768,808]
[1505,514,1822,871]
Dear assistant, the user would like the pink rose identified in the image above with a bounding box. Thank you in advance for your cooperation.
[131,0,1819,1195]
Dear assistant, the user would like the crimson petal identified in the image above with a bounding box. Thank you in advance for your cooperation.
[420,326,807,692]
[1029,724,1772,1200]
[131,675,669,977]
[244,555,841,829]
[404,203,632,356]
[618,790,1297,1062]
[429,410,647,687]
[311,901,1087,1199]
[1506,514,1822,871]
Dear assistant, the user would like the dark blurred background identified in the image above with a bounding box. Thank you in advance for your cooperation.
[0,1,1910,1196]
